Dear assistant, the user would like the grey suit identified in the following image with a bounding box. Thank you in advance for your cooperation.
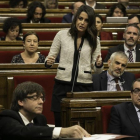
[92,70,135,91]
[108,102,140,139]
[104,44,140,62]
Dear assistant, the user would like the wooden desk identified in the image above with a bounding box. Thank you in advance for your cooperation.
[61,91,131,134]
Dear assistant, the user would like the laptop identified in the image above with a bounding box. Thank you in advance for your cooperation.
[106,17,128,23]
[0,17,10,23]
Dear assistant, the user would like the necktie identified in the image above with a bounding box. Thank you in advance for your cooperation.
[127,49,134,62]
[27,123,34,127]
[114,78,121,91]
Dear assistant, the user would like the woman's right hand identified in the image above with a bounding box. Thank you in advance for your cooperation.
[47,56,55,65]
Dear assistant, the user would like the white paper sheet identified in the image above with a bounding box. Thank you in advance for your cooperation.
[83,134,119,140]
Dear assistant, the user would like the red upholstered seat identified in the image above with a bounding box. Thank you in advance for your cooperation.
[0,50,22,63]
[0,32,6,38]
[135,74,140,79]
[101,105,113,133]
[14,75,55,124]
[40,50,49,57]
[101,50,108,61]
[117,32,124,40]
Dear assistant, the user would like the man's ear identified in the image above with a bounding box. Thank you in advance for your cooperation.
[123,32,125,39]
[71,9,74,15]
[18,100,24,107]
[107,59,111,67]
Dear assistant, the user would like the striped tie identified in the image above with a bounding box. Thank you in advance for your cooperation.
[127,49,134,62]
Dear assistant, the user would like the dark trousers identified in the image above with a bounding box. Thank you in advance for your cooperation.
[51,81,92,127]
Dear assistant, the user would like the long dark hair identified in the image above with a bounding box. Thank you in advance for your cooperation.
[27,1,46,20]
[69,5,97,52]
[107,3,127,17]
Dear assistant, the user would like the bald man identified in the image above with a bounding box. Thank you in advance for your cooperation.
[62,1,84,23]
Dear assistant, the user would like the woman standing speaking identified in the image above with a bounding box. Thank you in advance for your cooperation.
[45,5,103,126]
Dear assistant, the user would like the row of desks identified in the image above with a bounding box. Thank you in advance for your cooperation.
[0,1,140,8]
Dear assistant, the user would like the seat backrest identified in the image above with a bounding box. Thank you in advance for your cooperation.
[23,31,57,40]
[14,75,55,124]
[101,105,113,133]
[0,50,22,63]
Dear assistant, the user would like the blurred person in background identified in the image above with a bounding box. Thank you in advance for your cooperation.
[95,14,113,40]
[62,1,84,23]
[118,0,139,9]
[44,0,58,9]
[0,17,22,41]
[9,0,27,8]
[20,1,51,23]
[11,31,45,63]
[106,3,127,17]
[128,14,140,28]
[85,0,106,9]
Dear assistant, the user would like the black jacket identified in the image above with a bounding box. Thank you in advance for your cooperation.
[0,110,54,140]
[108,102,140,139]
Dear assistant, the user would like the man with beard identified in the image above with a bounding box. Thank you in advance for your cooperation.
[108,78,140,139]
[20,1,51,23]
[92,51,135,91]
[104,24,140,62]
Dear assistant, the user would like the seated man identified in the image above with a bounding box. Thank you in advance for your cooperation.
[104,24,140,62]
[93,51,135,91]
[128,14,140,28]
[62,1,84,23]
[0,81,90,140]
[85,0,106,9]
[108,78,140,139]
[20,1,51,23]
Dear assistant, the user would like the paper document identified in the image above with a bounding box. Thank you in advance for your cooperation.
[83,134,119,140]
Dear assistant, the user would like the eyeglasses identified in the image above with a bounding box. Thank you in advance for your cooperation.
[131,88,140,95]
[26,95,45,102]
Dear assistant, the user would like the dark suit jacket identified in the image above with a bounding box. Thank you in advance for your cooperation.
[0,110,54,140]
[92,70,135,91]
[20,17,51,23]
[104,44,140,62]
[100,31,113,40]
[62,13,73,23]
[107,102,140,139]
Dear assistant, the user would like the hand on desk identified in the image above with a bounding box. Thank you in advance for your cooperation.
[60,125,91,138]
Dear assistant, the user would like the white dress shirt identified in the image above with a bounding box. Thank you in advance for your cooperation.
[124,43,136,62]
[107,71,124,91]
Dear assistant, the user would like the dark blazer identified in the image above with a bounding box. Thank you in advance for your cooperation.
[108,102,140,139]
[0,110,54,140]
[104,44,140,62]
[20,17,51,23]
[100,31,113,40]
[62,13,73,23]
[92,70,135,91]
